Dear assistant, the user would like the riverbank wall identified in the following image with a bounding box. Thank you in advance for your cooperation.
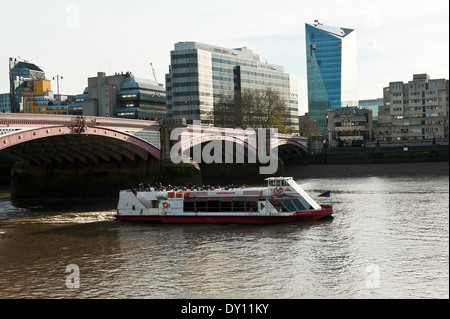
[280,161,449,179]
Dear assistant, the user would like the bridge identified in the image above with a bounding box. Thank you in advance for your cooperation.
[0,114,161,166]
[0,114,308,203]
[1,114,308,167]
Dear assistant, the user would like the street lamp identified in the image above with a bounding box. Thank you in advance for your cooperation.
[152,92,161,120]
[52,75,63,113]
[184,97,191,123]
[105,84,116,117]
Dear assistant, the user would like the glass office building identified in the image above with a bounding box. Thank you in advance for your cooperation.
[305,22,358,136]
[0,93,11,112]
[166,42,299,133]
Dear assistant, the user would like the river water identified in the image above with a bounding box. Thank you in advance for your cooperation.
[0,174,448,299]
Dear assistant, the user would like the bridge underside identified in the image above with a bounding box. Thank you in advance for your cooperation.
[277,144,308,164]
[1,134,164,206]
[3,134,153,165]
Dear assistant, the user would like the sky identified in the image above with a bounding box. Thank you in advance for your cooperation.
[0,0,448,115]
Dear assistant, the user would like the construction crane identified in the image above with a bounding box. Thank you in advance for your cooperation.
[17,56,29,62]
[150,62,158,83]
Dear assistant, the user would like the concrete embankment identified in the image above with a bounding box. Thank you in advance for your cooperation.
[280,161,449,179]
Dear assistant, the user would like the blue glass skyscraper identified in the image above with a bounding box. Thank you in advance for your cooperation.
[305,22,358,136]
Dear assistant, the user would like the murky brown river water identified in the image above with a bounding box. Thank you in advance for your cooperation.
[0,175,448,299]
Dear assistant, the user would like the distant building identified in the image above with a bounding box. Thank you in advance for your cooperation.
[377,74,449,142]
[166,41,299,133]
[0,93,10,112]
[8,57,69,114]
[305,21,358,136]
[358,98,383,123]
[327,107,373,147]
[68,87,89,115]
[82,72,166,120]
[9,57,46,113]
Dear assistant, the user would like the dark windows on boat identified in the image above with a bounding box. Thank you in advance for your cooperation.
[269,200,288,212]
[184,201,195,211]
[246,201,258,212]
[196,201,207,212]
[233,201,246,212]
[208,200,220,212]
[221,201,232,212]
[183,200,260,212]
[274,198,309,212]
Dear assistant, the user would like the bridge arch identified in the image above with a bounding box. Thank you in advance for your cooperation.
[179,134,258,157]
[0,125,160,164]
[273,139,308,153]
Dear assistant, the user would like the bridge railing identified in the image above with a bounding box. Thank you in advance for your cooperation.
[0,113,160,130]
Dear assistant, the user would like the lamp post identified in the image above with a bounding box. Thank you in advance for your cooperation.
[52,75,63,113]
[152,92,161,120]
[105,84,116,117]
[185,97,191,123]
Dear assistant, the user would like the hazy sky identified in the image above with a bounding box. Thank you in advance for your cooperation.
[0,0,448,115]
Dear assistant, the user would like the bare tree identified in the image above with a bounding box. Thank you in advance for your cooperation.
[298,115,321,137]
[214,88,290,133]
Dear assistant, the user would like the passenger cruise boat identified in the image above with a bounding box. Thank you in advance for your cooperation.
[116,177,333,224]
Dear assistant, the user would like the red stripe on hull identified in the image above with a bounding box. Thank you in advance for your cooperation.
[116,209,333,224]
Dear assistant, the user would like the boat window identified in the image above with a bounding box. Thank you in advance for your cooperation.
[270,200,288,212]
[184,201,195,212]
[208,200,220,212]
[151,200,158,208]
[290,198,309,211]
[246,201,258,212]
[196,201,207,212]
[278,198,309,211]
[279,199,296,211]
[233,201,246,212]
[221,201,232,212]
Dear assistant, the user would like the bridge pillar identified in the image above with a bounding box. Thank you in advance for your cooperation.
[159,118,202,186]
[160,118,188,161]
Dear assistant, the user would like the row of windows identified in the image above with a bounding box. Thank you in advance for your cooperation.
[390,98,445,104]
[391,82,446,90]
[211,57,255,68]
[240,70,289,82]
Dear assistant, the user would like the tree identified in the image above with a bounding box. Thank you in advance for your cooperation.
[214,88,291,133]
[298,115,321,137]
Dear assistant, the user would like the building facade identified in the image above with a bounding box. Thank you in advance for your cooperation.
[68,87,89,115]
[82,72,166,120]
[327,107,373,147]
[358,98,383,124]
[305,22,358,136]
[377,74,449,142]
[0,93,11,113]
[8,57,69,114]
[165,42,299,133]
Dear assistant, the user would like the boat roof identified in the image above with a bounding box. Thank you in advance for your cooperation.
[265,177,294,181]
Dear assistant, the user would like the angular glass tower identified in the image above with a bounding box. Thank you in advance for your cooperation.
[305,22,358,136]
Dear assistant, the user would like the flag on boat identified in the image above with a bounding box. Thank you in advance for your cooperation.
[318,191,331,197]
